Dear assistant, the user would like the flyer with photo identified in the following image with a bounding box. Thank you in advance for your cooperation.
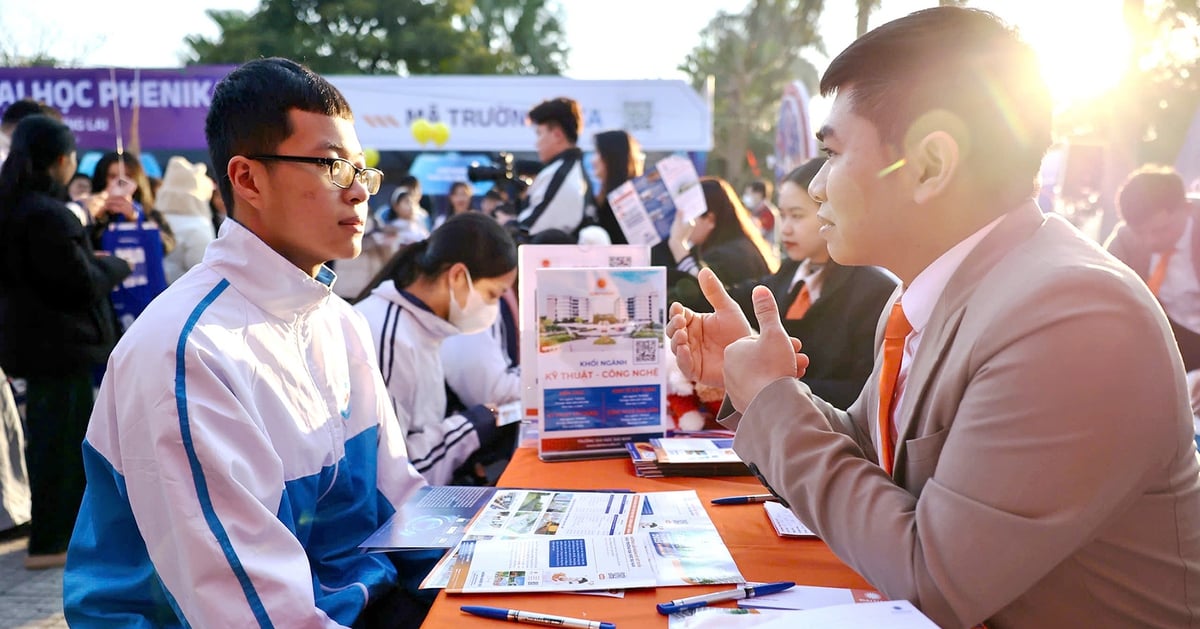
[419,489,745,591]
[517,244,652,421]
[534,267,667,460]
[437,528,744,593]
[606,154,707,247]
[463,489,715,539]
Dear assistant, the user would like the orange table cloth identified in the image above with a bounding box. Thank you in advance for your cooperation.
[420,447,870,628]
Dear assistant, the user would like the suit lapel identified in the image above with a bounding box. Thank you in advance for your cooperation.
[890,202,1046,477]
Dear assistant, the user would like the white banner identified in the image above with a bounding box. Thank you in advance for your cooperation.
[327,76,712,152]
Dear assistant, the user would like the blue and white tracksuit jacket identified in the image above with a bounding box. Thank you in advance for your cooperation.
[354,282,498,485]
[63,219,427,628]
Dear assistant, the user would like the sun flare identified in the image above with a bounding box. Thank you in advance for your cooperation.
[1003,1,1132,111]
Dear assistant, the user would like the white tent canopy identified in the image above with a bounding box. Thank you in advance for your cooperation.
[327,75,712,153]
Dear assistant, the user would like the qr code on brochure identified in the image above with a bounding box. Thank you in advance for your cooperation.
[608,255,633,267]
[633,338,658,365]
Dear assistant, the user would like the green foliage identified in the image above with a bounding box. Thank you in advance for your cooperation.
[183,0,568,75]
[679,0,824,184]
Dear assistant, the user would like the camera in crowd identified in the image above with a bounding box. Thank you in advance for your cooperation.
[467,151,542,215]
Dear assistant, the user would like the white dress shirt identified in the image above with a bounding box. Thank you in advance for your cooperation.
[788,258,826,302]
[882,214,1005,458]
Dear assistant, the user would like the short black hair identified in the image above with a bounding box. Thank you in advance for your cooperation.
[398,174,420,189]
[1,99,60,127]
[528,97,582,145]
[820,7,1051,202]
[205,57,353,212]
[1117,166,1188,227]
[747,180,772,198]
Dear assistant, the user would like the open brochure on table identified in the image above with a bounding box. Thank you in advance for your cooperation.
[418,489,744,592]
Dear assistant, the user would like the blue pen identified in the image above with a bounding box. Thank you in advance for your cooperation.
[656,581,796,615]
[710,493,778,505]
[461,605,616,629]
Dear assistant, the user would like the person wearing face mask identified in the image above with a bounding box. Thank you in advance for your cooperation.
[355,212,519,485]
[742,179,780,248]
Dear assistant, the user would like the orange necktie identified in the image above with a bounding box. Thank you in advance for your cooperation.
[786,283,811,319]
[1148,249,1174,297]
[877,301,912,475]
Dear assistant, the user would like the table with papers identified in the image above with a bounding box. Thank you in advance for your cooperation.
[420,447,872,628]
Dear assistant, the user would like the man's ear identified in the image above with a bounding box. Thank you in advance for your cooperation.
[227,156,265,211]
[910,130,960,205]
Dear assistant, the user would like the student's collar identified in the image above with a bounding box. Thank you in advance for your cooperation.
[204,218,335,321]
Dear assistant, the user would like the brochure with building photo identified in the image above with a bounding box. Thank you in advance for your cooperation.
[534,266,667,460]
[517,244,653,422]
[606,154,707,247]
[418,489,745,592]
[435,528,743,594]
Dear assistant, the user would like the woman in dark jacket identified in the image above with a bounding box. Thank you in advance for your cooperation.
[664,176,779,311]
[591,129,644,245]
[0,115,130,568]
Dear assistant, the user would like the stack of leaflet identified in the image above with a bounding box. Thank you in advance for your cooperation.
[627,437,751,478]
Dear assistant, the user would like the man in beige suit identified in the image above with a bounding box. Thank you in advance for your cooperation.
[667,7,1200,628]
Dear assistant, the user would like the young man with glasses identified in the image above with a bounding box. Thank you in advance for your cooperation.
[64,58,430,628]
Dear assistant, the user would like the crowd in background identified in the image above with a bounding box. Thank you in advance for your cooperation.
[0,9,1198,624]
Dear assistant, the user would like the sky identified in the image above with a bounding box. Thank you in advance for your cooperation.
[0,0,1130,112]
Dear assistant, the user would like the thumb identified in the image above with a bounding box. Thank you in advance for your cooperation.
[697,267,737,311]
[751,285,786,337]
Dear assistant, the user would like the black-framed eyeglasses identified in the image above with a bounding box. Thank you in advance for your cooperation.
[248,154,383,195]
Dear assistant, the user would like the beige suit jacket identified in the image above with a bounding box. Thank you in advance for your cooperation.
[722,202,1200,628]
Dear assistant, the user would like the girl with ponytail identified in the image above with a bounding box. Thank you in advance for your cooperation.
[354,212,518,484]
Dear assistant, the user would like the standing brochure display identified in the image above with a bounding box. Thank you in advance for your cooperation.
[535,267,667,460]
[518,244,652,421]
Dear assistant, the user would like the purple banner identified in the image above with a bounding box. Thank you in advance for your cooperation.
[0,66,233,151]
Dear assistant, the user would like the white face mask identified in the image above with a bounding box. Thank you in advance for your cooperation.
[447,268,499,334]
[742,193,758,208]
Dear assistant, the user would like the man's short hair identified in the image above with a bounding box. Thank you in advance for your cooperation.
[747,180,773,199]
[528,97,582,145]
[397,174,420,190]
[205,57,354,212]
[1117,166,1188,227]
[1,99,61,128]
[820,7,1051,202]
